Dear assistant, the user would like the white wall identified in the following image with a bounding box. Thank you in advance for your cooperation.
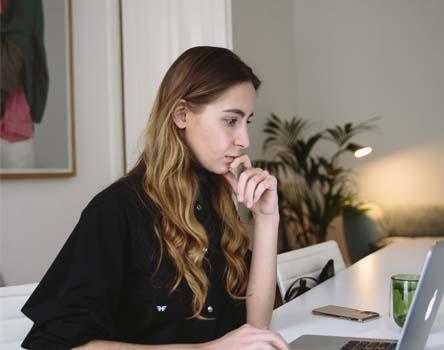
[2,0,443,285]
[0,0,233,286]
[34,0,70,169]
[122,0,233,171]
[0,0,124,286]
[233,0,444,207]
[232,0,444,261]
[232,0,298,162]
[289,0,444,207]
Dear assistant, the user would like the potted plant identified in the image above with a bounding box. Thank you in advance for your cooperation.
[254,114,379,252]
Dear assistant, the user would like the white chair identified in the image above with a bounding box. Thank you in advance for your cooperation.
[0,283,38,350]
[277,240,345,302]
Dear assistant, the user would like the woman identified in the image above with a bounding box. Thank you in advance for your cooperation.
[21,46,288,350]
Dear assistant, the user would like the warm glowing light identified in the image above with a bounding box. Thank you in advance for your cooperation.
[346,143,373,158]
[355,146,372,158]
[356,141,444,206]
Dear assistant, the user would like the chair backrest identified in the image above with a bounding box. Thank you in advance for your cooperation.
[0,283,38,349]
[277,240,345,301]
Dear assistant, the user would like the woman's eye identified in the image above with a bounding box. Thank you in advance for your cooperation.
[224,118,252,126]
[224,118,237,126]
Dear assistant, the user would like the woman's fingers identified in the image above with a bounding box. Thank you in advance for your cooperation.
[212,324,289,350]
[229,154,252,170]
[237,168,263,202]
[253,176,277,204]
[224,154,253,199]
[222,170,238,193]
[243,171,269,208]
[236,324,288,350]
[248,328,289,350]
[226,154,277,209]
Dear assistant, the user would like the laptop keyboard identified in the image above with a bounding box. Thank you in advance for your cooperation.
[340,340,397,350]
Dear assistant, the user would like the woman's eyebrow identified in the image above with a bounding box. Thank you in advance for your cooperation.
[222,109,254,118]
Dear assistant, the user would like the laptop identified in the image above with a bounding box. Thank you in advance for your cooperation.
[289,240,444,350]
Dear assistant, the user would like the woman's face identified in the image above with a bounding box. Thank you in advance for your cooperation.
[176,81,256,174]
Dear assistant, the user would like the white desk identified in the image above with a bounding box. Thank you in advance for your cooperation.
[271,239,444,349]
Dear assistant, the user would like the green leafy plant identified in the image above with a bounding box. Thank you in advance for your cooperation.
[254,114,379,250]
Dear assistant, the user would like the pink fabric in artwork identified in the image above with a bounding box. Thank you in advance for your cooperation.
[0,84,34,142]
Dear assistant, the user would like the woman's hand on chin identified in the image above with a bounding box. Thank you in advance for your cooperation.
[223,154,279,219]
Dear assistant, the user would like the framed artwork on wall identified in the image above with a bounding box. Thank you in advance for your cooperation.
[0,0,75,179]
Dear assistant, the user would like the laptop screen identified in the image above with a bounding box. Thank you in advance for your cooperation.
[397,240,444,350]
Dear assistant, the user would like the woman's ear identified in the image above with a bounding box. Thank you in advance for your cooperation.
[173,99,188,129]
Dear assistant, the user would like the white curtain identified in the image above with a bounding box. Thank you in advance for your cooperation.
[121,0,233,170]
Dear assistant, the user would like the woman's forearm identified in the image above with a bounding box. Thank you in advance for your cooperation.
[246,213,279,329]
[74,340,204,350]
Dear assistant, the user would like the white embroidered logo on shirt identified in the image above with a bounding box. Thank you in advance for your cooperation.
[156,305,167,312]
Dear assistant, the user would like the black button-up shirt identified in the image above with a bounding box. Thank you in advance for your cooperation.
[21,168,247,349]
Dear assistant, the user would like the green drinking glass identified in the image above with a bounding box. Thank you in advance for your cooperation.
[390,274,420,328]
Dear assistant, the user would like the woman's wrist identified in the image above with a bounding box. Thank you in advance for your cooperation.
[252,211,280,226]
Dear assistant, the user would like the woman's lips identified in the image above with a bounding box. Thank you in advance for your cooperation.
[224,156,235,162]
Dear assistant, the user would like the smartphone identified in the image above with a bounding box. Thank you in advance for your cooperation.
[312,305,380,322]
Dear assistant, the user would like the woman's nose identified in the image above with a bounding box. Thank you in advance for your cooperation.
[235,124,250,149]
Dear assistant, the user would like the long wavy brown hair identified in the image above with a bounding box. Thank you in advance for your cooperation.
[127,46,261,319]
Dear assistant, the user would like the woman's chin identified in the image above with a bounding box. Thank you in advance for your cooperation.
[212,167,228,175]
[206,163,230,175]
[198,158,232,175]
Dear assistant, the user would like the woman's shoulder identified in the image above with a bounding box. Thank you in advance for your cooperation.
[85,171,154,216]
[70,171,160,272]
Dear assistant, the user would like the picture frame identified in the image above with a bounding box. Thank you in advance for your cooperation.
[0,0,76,179]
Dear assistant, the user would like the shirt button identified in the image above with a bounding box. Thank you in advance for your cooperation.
[196,203,202,211]
[207,306,214,313]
